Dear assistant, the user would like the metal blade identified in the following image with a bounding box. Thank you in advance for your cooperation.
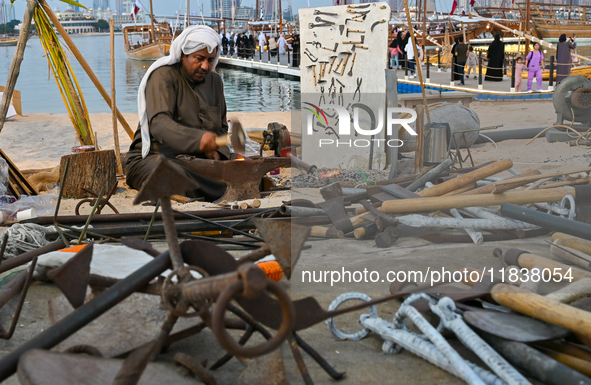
[47,243,94,309]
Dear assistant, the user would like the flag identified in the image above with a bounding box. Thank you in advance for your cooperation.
[470,0,475,6]
[131,0,141,20]
[450,0,457,15]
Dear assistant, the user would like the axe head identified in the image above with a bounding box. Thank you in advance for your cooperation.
[47,243,94,309]
[253,219,310,279]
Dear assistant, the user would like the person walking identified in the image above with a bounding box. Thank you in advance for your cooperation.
[525,42,544,91]
[556,33,577,83]
[389,40,399,69]
[514,57,524,92]
[405,38,418,78]
[484,34,504,82]
[454,36,468,85]
[466,46,478,79]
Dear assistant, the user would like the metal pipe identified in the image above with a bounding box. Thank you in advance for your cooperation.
[0,250,172,381]
[479,331,591,385]
[397,214,538,230]
[474,127,547,144]
[501,202,591,241]
[407,158,454,192]
[280,206,325,217]
[342,188,367,196]
[50,219,257,239]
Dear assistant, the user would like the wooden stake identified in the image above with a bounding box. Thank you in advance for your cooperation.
[402,0,430,124]
[418,158,513,197]
[381,187,576,214]
[414,104,424,173]
[110,20,122,174]
[38,0,134,139]
[0,0,36,134]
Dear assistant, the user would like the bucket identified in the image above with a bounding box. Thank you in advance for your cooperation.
[423,122,449,163]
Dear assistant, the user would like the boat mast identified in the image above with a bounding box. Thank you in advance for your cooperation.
[524,0,530,55]
[422,0,427,47]
[279,0,282,34]
[149,0,156,42]
[187,0,191,26]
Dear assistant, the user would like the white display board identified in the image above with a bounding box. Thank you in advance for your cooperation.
[299,3,390,170]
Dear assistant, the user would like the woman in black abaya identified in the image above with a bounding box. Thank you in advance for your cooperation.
[485,34,504,82]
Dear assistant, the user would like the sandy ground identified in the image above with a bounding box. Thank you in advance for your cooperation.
[0,102,588,384]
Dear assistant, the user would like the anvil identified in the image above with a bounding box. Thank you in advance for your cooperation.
[179,156,291,202]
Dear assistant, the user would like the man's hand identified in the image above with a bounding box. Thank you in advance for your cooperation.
[205,151,220,160]
[200,131,219,153]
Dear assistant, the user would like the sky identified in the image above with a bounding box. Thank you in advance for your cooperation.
[6,0,333,20]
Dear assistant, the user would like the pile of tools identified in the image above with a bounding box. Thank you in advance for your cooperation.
[282,158,591,247]
[328,240,591,385]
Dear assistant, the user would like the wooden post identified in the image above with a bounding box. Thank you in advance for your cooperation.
[0,0,36,134]
[38,0,134,139]
[414,105,424,173]
[110,20,122,174]
[149,0,156,43]
[186,0,190,26]
[478,50,483,88]
[511,58,516,92]
[403,0,430,123]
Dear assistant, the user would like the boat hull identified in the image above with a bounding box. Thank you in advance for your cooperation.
[0,39,18,47]
[125,42,170,61]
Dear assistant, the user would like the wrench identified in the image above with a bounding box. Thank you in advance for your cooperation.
[314,9,338,16]
[309,22,333,28]
[304,49,318,62]
[315,16,336,25]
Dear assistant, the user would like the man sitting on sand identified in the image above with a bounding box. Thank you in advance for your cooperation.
[124,25,229,202]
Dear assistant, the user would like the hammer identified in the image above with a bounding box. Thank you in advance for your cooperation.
[340,52,352,76]
[307,65,317,86]
[347,52,357,76]
[321,42,339,52]
[215,118,246,155]
[318,61,329,78]
[346,28,364,37]
[343,35,365,45]
[328,55,337,73]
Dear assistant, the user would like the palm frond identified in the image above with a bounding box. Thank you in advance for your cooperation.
[33,3,94,146]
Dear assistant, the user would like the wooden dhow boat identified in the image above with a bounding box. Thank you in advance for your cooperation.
[123,22,173,61]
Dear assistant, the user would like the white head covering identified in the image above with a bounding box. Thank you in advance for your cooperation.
[137,25,222,158]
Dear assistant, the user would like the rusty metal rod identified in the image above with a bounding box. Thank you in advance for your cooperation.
[0,250,172,381]
[22,209,269,226]
[293,332,345,380]
[51,219,257,239]
[0,240,65,274]
[0,257,39,339]
[0,271,27,310]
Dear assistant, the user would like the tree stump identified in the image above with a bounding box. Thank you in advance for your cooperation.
[58,150,117,199]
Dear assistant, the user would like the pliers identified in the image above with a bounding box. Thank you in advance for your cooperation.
[353,77,362,101]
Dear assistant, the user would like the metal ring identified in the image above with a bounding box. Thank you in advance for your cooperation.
[161,266,209,318]
[560,194,576,220]
[211,280,295,358]
[326,292,376,340]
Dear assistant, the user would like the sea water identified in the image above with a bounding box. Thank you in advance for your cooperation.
[0,34,300,114]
